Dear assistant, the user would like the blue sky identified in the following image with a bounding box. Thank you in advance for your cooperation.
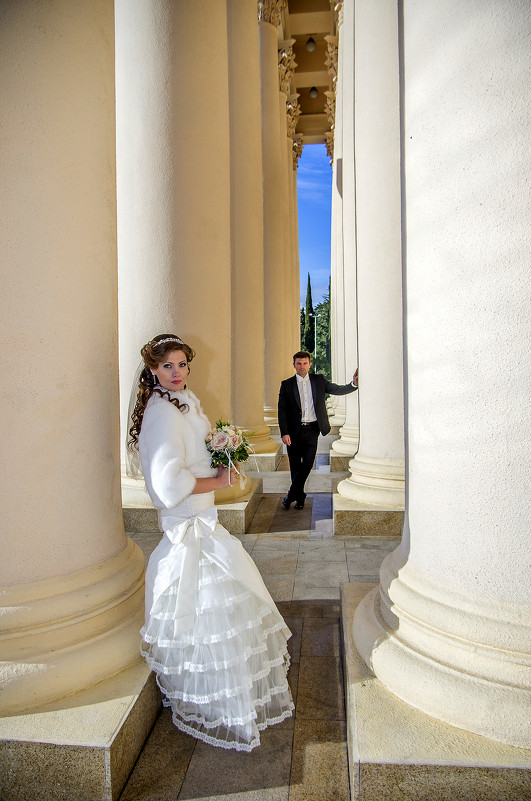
[297,144,332,307]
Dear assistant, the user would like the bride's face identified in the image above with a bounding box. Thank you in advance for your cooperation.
[152,349,189,391]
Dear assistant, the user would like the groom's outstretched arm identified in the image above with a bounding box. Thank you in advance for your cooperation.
[323,369,358,395]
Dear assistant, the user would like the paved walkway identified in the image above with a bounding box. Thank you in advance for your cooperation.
[121,466,397,801]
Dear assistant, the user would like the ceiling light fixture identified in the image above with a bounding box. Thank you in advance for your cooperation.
[309,87,318,98]
[305,36,316,52]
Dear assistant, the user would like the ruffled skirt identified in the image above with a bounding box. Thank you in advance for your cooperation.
[140,501,294,751]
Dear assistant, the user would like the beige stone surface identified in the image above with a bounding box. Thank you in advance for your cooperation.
[216,478,263,535]
[245,445,282,472]
[333,494,404,537]
[341,583,531,801]
[0,661,160,801]
[330,453,354,472]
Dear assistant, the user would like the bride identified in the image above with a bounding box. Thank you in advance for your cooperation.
[127,333,294,751]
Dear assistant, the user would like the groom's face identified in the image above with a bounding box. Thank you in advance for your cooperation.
[294,358,311,378]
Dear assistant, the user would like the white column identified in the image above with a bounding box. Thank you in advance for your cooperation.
[116,0,176,479]
[0,0,144,714]
[228,0,277,455]
[260,17,290,423]
[117,0,232,430]
[354,0,531,748]
[331,0,359,455]
[329,20,347,427]
[337,0,405,507]
[116,1,250,503]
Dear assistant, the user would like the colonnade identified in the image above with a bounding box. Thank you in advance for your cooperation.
[1,0,529,775]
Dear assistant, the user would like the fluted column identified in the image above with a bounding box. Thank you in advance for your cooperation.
[259,7,290,423]
[337,0,404,506]
[0,0,144,714]
[228,0,277,455]
[116,0,248,502]
[331,0,359,456]
[328,22,347,427]
[354,0,531,748]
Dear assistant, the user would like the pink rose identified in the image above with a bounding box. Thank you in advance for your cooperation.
[231,433,242,448]
[211,431,230,450]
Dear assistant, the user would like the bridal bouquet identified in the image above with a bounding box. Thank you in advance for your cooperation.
[205,420,252,477]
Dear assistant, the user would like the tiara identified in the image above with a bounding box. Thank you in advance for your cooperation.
[152,336,184,347]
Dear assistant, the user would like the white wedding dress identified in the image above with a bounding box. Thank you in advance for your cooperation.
[138,388,294,751]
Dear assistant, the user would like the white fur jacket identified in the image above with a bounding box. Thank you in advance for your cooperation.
[138,388,215,510]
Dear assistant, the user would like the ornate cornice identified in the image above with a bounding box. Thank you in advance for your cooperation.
[278,40,296,94]
[330,1,344,29]
[324,131,334,164]
[324,35,338,84]
[324,90,336,128]
[258,0,286,27]
[292,135,304,170]
[286,94,301,139]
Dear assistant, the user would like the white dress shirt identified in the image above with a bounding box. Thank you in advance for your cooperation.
[296,374,317,423]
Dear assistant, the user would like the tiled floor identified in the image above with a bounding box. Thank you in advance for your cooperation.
[122,484,399,801]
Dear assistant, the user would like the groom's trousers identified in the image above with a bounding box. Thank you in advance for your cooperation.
[286,421,320,503]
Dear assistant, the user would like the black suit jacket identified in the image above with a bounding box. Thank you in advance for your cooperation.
[278,373,357,437]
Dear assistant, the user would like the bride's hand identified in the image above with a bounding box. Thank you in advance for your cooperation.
[216,465,238,488]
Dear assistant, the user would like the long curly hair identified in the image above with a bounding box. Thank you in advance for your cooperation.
[127,334,196,450]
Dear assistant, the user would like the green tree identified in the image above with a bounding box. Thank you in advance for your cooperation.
[299,306,305,349]
[301,273,315,357]
[314,278,331,380]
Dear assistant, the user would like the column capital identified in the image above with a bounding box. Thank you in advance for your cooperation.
[324,35,338,83]
[324,89,336,128]
[292,134,304,170]
[258,0,286,28]
[330,1,344,29]
[286,94,301,138]
[278,39,296,94]
[324,131,334,164]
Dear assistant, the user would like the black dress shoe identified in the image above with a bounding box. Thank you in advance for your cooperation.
[294,498,305,509]
[281,496,292,510]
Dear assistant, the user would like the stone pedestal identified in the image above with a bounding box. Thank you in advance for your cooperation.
[333,494,403,538]
[342,584,531,801]
[123,478,263,536]
[0,662,160,801]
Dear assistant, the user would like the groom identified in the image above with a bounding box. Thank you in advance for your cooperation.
[278,351,358,509]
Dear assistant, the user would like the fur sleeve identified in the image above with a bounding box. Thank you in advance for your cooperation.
[139,397,197,508]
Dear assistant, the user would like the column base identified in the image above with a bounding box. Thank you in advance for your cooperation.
[338,454,405,508]
[341,583,531,801]
[354,551,531,750]
[0,659,160,801]
[333,493,404,537]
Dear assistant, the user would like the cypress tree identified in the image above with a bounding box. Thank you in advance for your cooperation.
[302,273,315,357]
